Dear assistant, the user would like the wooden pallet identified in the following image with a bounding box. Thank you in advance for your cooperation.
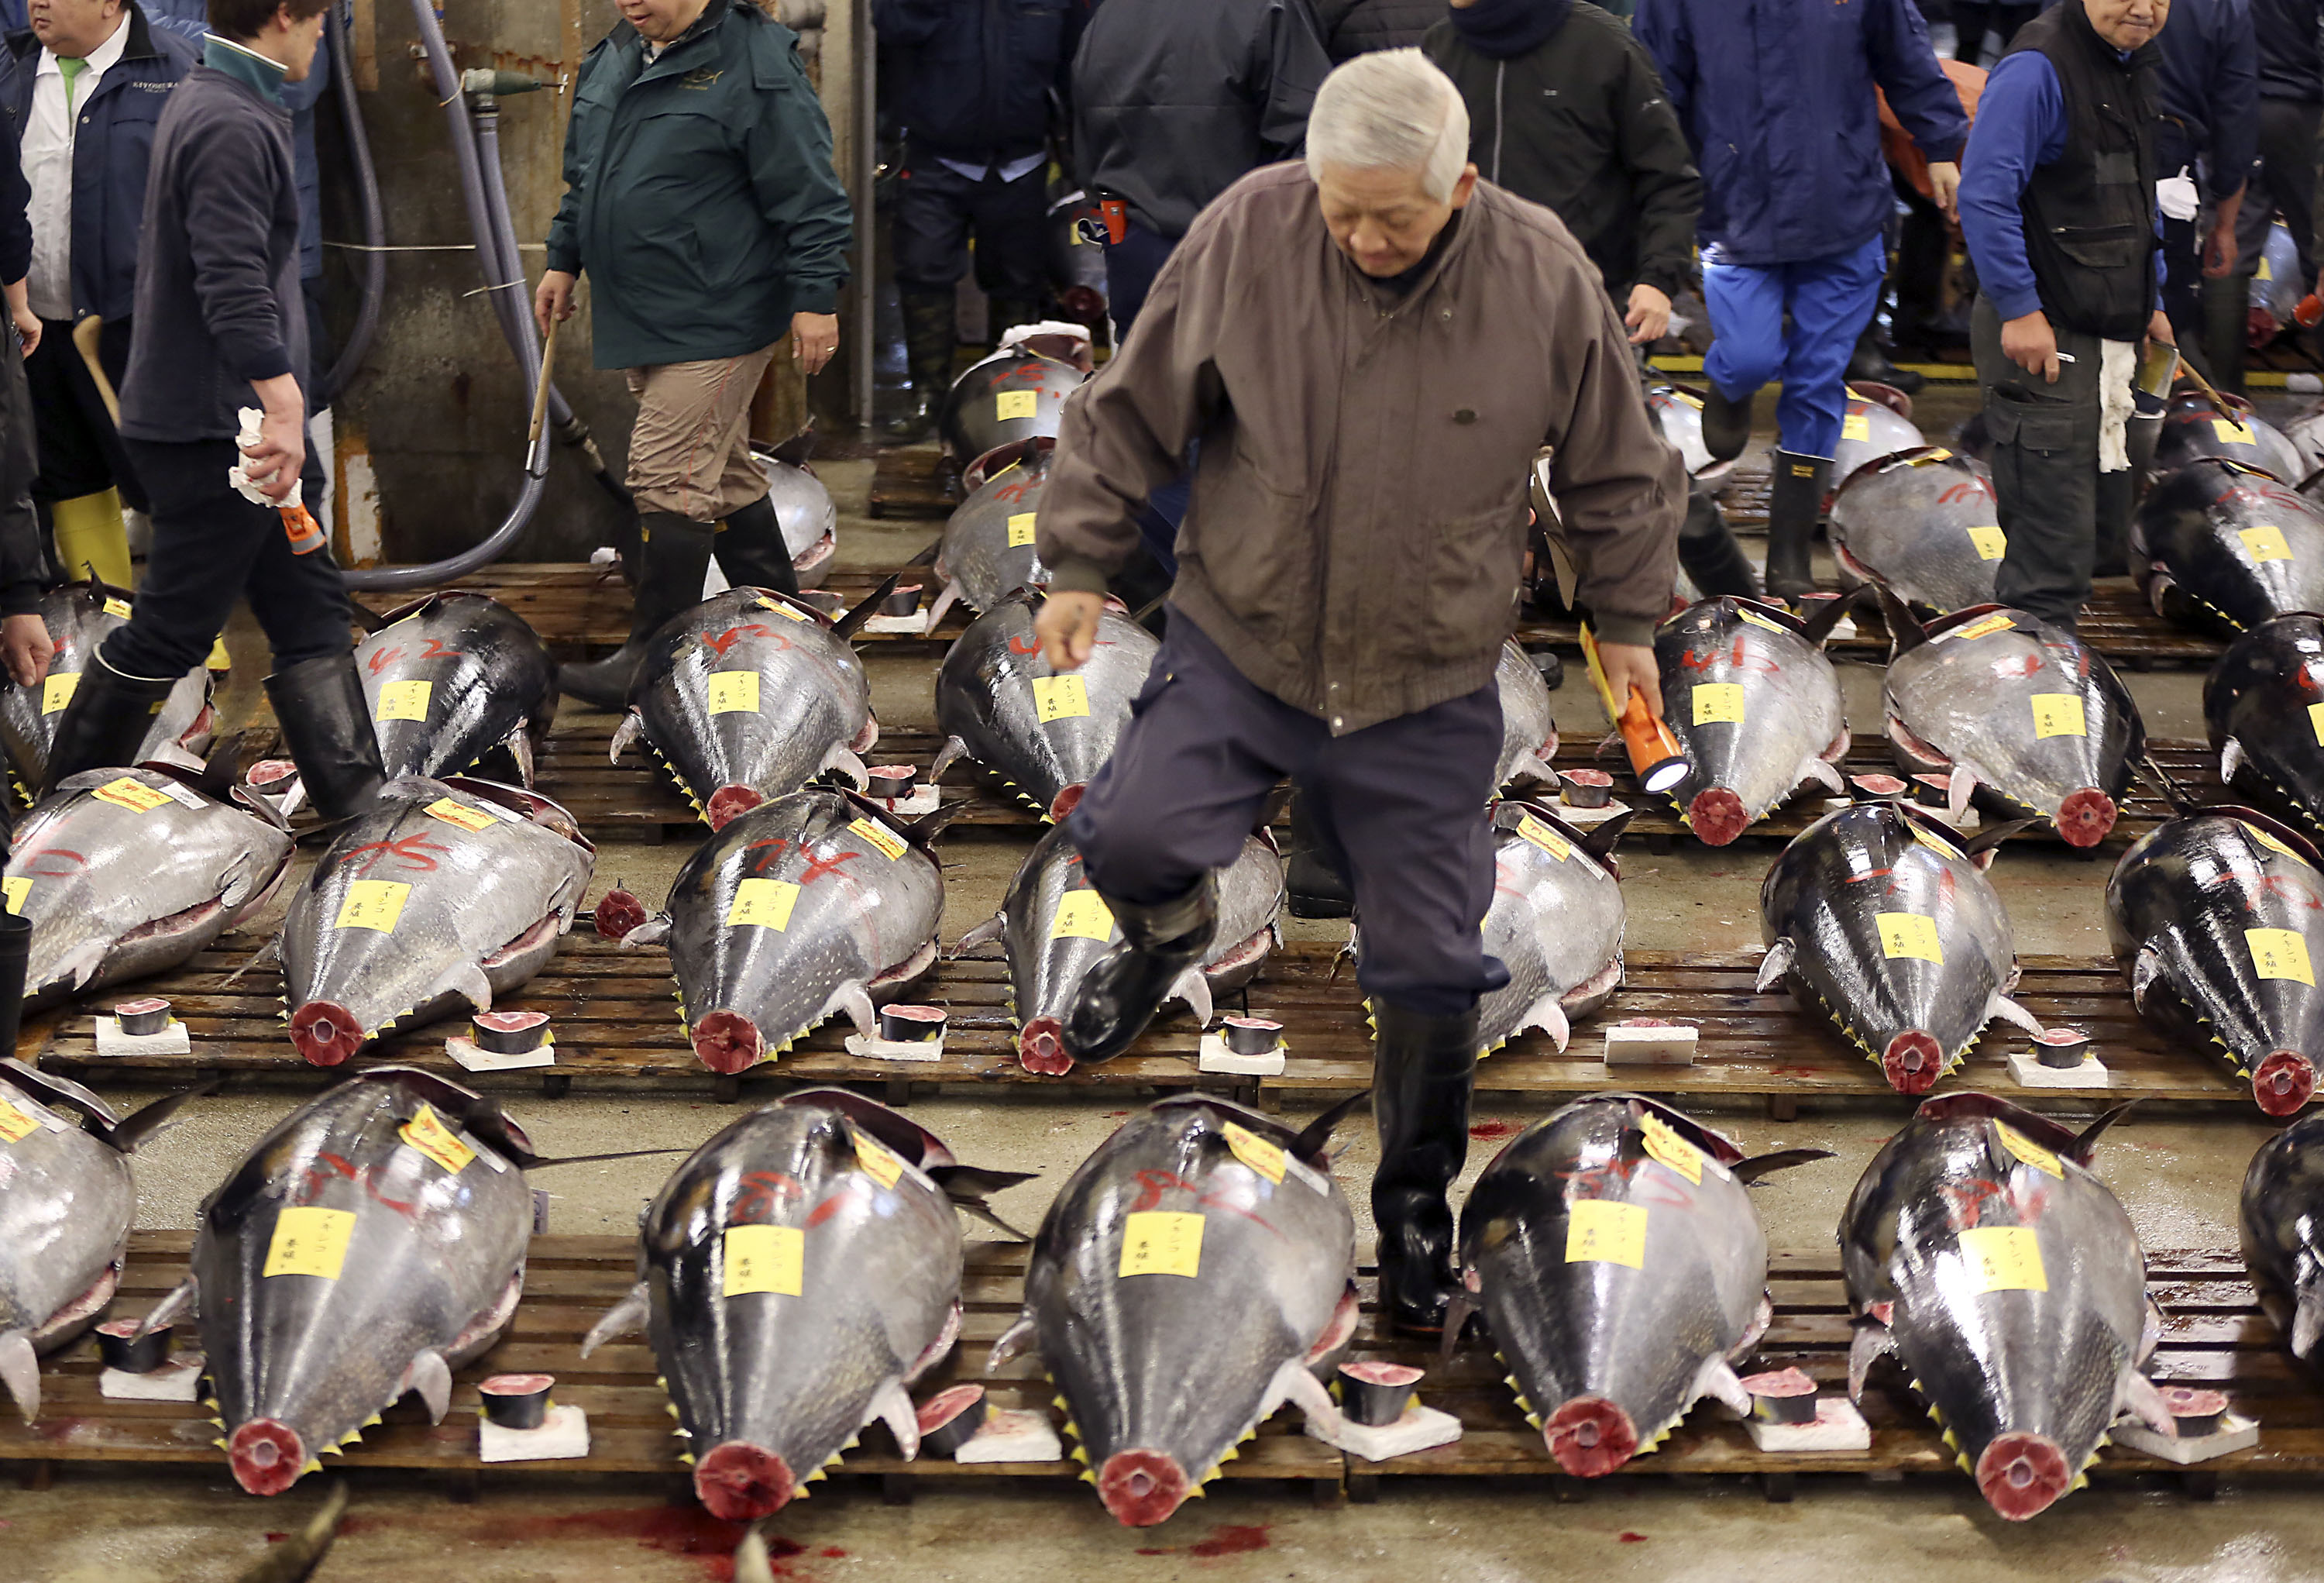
[867,446,961,520]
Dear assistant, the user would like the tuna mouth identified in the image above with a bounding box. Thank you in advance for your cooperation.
[1096,1448,1190,1526]
[591,888,648,941]
[1974,1431,2071,1521]
[1019,1017,1072,1076]
[692,1010,764,1074]
[694,1441,796,1519]
[1882,1030,1944,1094]
[1543,1396,1639,1478]
[1049,783,1087,821]
[1686,787,1748,846]
[227,1419,306,1496]
[2253,1050,2317,1116]
[706,785,763,831]
[2055,789,2116,848]
[288,1001,363,1067]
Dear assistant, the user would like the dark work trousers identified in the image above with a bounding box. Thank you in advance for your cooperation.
[1104,222,1189,577]
[892,158,1050,298]
[1066,612,1511,1016]
[1890,178,1950,351]
[106,435,350,680]
[24,315,143,511]
[2236,98,2322,298]
[1972,294,2113,629]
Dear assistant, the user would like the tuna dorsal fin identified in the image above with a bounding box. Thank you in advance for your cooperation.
[833,572,906,642]
[1580,809,1635,862]
[1874,582,1927,658]
[232,1477,347,1583]
[1730,1147,1835,1184]
[904,798,978,848]
[766,424,817,468]
[101,1078,221,1153]
[1960,816,2040,862]
[2067,1101,2138,1164]
[1797,584,1863,648]
[924,1165,1037,1241]
[347,599,392,635]
[1291,1089,1373,1165]
[2141,754,2199,815]
[907,535,944,570]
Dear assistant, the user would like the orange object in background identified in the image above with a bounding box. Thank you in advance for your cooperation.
[1879,60,1986,202]
[281,504,325,556]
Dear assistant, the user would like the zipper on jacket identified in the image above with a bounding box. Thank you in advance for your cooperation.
[1492,63,1505,185]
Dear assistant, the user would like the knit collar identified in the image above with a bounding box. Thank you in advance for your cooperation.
[203,34,287,103]
[1448,0,1573,60]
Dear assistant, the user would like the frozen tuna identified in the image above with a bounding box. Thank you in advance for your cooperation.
[0,577,212,796]
[2241,1111,2324,1376]
[2106,807,2324,1114]
[580,1089,1029,1518]
[1880,596,2144,848]
[2204,612,2324,841]
[1831,389,1926,487]
[925,438,1055,630]
[940,346,1084,466]
[988,1096,1359,1526]
[2134,457,2324,635]
[1454,1095,1826,1476]
[1842,1093,2171,1520]
[281,778,593,1066]
[1758,797,2041,1093]
[755,440,837,588]
[1494,642,1559,790]
[1475,802,1626,1054]
[2150,393,2307,484]
[930,589,1157,821]
[1827,446,2004,616]
[355,593,555,786]
[1656,594,1854,845]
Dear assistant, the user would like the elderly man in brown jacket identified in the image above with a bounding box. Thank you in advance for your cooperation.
[1030,49,1683,1335]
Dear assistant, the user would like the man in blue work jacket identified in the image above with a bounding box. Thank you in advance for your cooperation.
[1635,0,1968,599]
[2144,0,2252,386]
[1959,0,2172,632]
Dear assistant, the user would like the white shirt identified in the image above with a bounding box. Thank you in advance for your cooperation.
[22,13,131,321]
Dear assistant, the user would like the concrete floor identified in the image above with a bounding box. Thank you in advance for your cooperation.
[11,394,2324,1581]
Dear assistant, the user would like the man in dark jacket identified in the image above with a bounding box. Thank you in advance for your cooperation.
[1637,0,1968,598]
[2146,0,2253,384]
[537,0,851,706]
[43,0,386,821]
[1313,0,1436,59]
[4,0,194,589]
[1959,0,2172,631]
[874,0,1082,441]
[2243,0,2322,378]
[0,95,52,703]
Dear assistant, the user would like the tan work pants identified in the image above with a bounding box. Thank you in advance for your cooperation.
[624,342,778,520]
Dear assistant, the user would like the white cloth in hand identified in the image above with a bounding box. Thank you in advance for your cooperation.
[226,405,302,509]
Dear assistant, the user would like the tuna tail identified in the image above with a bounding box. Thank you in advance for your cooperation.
[0,1328,37,1423]
[582,1282,650,1358]
[1730,1148,1836,1184]
[1797,583,1863,648]
[232,1478,348,1583]
[1875,583,1928,659]
[1290,1088,1375,1165]
[1754,938,1795,993]
[834,572,906,642]
[2064,1101,2138,1165]
[925,1165,1038,1241]
[1846,1315,1896,1402]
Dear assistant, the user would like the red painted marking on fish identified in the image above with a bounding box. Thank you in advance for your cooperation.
[1679,638,1779,676]
[1989,655,2043,680]
[744,838,792,875]
[799,848,862,885]
[703,623,787,659]
[731,1170,807,1220]
[2257,874,2324,910]
[1941,1176,2009,1229]
[990,364,1055,390]
[294,1151,421,1220]
[1188,1524,1271,1557]
[805,1179,870,1227]
[15,847,85,876]
[1128,1167,1284,1237]
[418,638,462,660]
[341,833,452,876]
[1558,1155,1693,1210]
[1937,480,1992,505]
[366,645,403,675]
[991,475,1037,504]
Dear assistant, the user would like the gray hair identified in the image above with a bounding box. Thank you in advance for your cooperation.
[1304,50,1470,203]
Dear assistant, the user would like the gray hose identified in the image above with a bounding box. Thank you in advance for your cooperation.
[346,418,555,591]
[473,103,573,430]
[324,4,384,398]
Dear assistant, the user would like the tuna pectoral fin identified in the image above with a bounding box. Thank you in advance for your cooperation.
[232,1475,348,1583]
[1799,755,1847,796]
[925,1165,1037,1241]
[2294,1285,2324,1361]
[1755,939,1795,994]
[1946,765,1978,824]
[1847,1316,1896,1404]
[954,913,1006,958]
[2117,1371,2178,1437]
[608,711,643,763]
[0,1329,37,1423]
[1990,996,2046,1038]
[928,735,970,783]
[400,1351,452,1425]
[621,917,672,949]
[2222,735,2245,785]
[820,743,871,790]
[1263,1357,1342,1437]
[987,1309,1037,1371]
[1167,966,1214,1028]
[1520,995,1571,1053]
[1691,1355,1753,1419]
[53,938,108,992]
[866,1377,921,1461]
[2130,946,2167,1014]
[1731,1148,1836,1184]
[582,1282,651,1359]
[824,982,879,1038]
[138,1277,197,1338]
[442,962,493,1017]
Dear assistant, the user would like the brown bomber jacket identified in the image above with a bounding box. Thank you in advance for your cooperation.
[1035,160,1683,735]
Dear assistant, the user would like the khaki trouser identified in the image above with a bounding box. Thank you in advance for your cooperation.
[624,342,778,520]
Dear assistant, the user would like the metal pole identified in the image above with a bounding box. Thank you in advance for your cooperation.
[854,0,876,435]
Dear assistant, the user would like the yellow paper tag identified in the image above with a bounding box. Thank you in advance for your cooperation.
[1960,1224,2047,1292]
[1670,390,1704,410]
[1843,411,1872,442]
[1692,682,1746,725]
[2030,693,2086,738]
[1517,814,1571,862]
[376,679,432,722]
[0,1100,40,1143]
[727,877,800,931]
[708,671,761,714]
[1995,1123,2063,1179]
[1565,1199,1648,1268]
[2247,927,2315,984]
[1733,604,1789,635]
[2311,701,2324,747]
[93,777,173,814]
[1638,1113,1703,1186]
[2240,525,2293,563]
[263,1206,356,1281]
[1,876,28,914]
[1223,1121,1287,1184]
[2216,418,2258,445]
[1913,822,1963,861]
[399,1104,474,1175]
[1050,890,1115,941]
[995,389,1040,422]
[102,597,131,618]
[334,879,411,934]
[1031,674,1091,722]
[1951,613,2015,642]
[425,798,498,835]
[851,1127,905,1188]
[1877,911,1944,964]
[1007,512,1037,548]
[2246,821,2298,859]
[1966,525,2007,561]
[1118,1210,1205,1278]
[850,817,908,861]
[1923,447,1954,462]
[40,671,77,714]
[759,597,812,623]
[723,1223,805,1296]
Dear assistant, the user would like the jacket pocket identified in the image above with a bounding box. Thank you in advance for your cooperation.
[1986,389,2080,454]
[1184,438,1316,659]
[2048,223,2143,271]
[1425,504,1526,663]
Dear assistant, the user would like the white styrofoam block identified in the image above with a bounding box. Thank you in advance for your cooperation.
[865,786,942,817]
[478,1402,591,1463]
[954,1406,1063,1464]
[862,613,930,635]
[1604,1023,1698,1066]
[2113,1414,2258,1464]
[99,1352,206,1402]
[1199,1031,1286,1076]
[1740,1396,1872,1452]
[1556,799,1631,827]
[1305,1403,1464,1462]
[94,1018,191,1058]
[447,1037,557,1074]
[2008,1050,2113,1089]
[844,1033,947,1064]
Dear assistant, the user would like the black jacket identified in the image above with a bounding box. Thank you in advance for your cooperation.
[1312,0,1437,60]
[874,0,1082,164]
[2254,0,2323,102]
[1072,0,1332,238]
[0,102,36,618]
[1423,4,1700,299]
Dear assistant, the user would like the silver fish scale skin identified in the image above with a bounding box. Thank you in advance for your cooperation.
[1493,642,1556,790]
[941,352,1081,467]
[9,768,294,1008]
[282,778,591,1041]
[195,1074,531,1470]
[1656,598,1846,829]
[356,594,555,784]
[1831,398,1925,487]
[642,1100,961,1472]
[760,459,837,563]
[936,594,1156,811]
[2240,1113,2324,1375]
[940,456,1052,613]
[1841,1104,2148,1481]
[1026,1100,1353,1482]
[2205,615,2324,841]
[0,1089,132,1346]
[0,583,208,794]
[2140,463,2324,633]
[635,589,872,807]
[1827,452,2000,615]
[667,792,944,1054]
[1462,1097,1763,1445]
[1477,818,1624,1052]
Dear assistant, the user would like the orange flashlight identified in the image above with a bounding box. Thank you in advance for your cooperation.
[1580,624,1690,795]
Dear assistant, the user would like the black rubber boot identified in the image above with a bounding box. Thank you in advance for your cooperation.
[38,649,183,794]
[885,289,956,442]
[1848,329,1926,396]
[715,494,798,598]
[0,909,27,1059]
[1700,382,1754,463]
[1677,493,1762,598]
[1765,450,1830,599]
[1371,999,1480,1336]
[1060,875,1219,1065]
[266,653,389,824]
[1284,791,1353,920]
[559,512,716,709]
[986,296,1043,348]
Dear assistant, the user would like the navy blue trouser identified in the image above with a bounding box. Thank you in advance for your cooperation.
[1067,612,1509,1015]
[892,158,1050,298]
[1704,235,1888,459]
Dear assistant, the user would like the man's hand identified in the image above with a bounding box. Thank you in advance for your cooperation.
[1035,589,1104,671]
[2148,308,2176,346]
[2002,310,2060,382]
[1595,641,1663,721]
[791,311,839,375]
[1,614,52,688]
[1624,283,1672,346]
[2205,188,2244,277]
[535,270,578,341]
[245,371,306,504]
[1927,160,1961,221]
[4,278,37,357]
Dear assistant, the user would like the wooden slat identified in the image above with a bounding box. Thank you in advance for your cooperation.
[867,446,960,521]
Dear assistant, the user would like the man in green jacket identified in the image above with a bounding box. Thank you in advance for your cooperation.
[536,0,852,707]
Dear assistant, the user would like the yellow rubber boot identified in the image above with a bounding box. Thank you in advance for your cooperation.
[50,488,132,588]
[205,635,232,673]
